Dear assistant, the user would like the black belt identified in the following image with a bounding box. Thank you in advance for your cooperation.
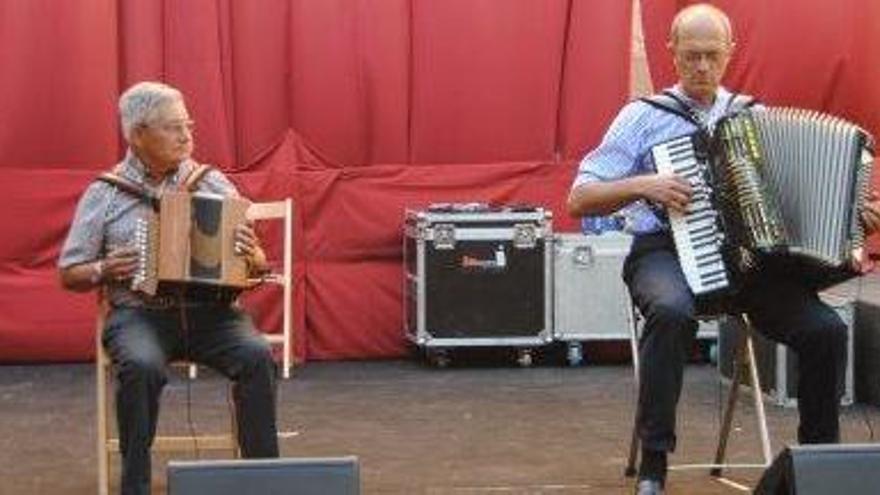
[140,284,240,310]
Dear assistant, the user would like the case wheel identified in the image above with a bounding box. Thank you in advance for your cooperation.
[427,348,451,368]
[516,349,533,367]
[697,339,719,365]
[566,342,584,367]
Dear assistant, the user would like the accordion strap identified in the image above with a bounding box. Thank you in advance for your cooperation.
[725,92,760,113]
[95,170,159,211]
[639,91,703,128]
[95,162,213,209]
[180,163,213,192]
[639,90,760,130]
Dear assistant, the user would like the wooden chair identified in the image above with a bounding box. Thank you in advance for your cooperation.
[625,311,773,478]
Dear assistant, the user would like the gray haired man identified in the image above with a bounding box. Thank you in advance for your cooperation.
[59,81,279,495]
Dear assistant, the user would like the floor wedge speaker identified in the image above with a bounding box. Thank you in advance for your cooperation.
[755,444,880,494]
[167,456,359,495]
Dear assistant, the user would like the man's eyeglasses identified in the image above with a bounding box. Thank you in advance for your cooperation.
[676,49,728,67]
[142,119,195,136]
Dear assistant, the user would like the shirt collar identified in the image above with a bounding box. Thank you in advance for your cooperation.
[668,84,733,130]
[121,148,190,189]
[669,84,731,112]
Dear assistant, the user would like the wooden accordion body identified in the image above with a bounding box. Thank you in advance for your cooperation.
[132,191,251,296]
[653,107,875,308]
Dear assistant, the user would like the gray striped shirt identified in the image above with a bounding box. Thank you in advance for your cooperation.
[59,150,239,307]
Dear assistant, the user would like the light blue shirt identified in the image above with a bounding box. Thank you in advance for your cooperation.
[572,85,747,235]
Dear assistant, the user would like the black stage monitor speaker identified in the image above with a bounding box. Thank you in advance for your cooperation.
[167,456,359,495]
[754,444,880,494]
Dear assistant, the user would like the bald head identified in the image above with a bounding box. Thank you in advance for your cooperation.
[669,4,733,48]
[667,3,734,106]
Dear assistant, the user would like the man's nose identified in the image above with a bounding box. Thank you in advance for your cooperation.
[695,55,711,71]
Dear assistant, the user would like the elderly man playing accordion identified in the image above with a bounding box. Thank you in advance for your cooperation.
[59,81,279,495]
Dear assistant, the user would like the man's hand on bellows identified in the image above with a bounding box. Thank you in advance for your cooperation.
[234,222,260,261]
[104,245,139,282]
[641,173,693,215]
[861,190,880,234]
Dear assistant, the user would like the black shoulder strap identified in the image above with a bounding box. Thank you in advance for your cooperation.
[638,91,703,128]
[95,170,159,211]
[724,92,760,114]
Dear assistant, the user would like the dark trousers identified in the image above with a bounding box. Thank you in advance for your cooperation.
[103,304,279,495]
[624,232,847,453]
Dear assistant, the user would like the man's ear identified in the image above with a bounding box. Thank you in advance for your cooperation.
[129,125,145,148]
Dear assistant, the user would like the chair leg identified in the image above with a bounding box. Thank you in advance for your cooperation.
[625,307,642,477]
[625,422,641,477]
[228,382,242,458]
[96,338,110,495]
[743,316,773,466]
[282,197,293,380]
[711,314,773,476]
[97,379,109,494]
[281,298,291,379]
[710,316,746,476]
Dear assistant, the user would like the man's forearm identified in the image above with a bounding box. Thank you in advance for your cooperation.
[567,176,647,218]
[59,260,103,292]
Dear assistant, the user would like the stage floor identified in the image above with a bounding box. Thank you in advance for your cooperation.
[2,358,880,494]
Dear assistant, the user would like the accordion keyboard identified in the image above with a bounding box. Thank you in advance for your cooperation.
[652,134,730,295]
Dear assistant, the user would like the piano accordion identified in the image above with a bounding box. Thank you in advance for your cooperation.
[132,191,251,296]
[652,107,875,304]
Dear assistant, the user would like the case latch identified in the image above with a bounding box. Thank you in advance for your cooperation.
[513,223,538,249]
[573,246,594,268]
[433,223,456,250]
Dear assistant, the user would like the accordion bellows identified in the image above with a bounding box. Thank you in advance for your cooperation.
[133,192,251,296]
[653,107,875,302]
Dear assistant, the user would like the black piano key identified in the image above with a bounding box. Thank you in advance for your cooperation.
[694,250,721,262]
[685,211,717,225]
[699,267,728,280]
[687,223,716,236]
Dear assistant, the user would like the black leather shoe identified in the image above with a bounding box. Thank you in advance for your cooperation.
[635,478,665,495]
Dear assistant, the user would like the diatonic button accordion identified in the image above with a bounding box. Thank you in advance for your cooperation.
[132,191,251,296]
[653,107,875,303]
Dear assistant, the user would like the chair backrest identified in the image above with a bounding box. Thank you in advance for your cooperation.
[245,198,295,378]
[246,199,293,286]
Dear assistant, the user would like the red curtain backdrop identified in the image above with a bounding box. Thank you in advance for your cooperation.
[0,0,876,362]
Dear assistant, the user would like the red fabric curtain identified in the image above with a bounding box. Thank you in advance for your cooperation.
[0,0,875,362]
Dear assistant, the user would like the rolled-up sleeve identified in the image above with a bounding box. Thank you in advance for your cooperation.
[58,182,111,269]
[571,101,650,190]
